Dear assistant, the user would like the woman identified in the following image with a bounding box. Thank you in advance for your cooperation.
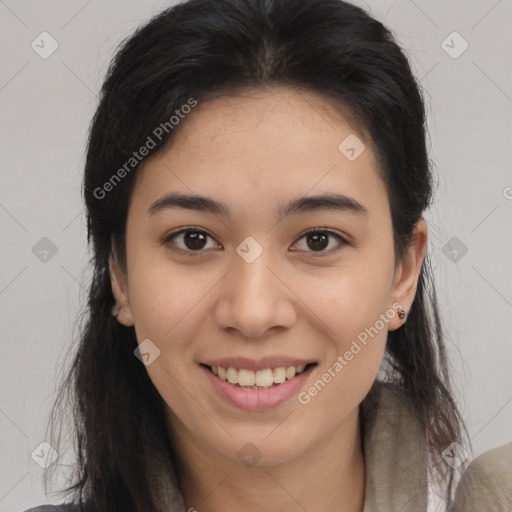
[24,0,481,510]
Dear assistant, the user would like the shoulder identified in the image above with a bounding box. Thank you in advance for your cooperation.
[23,505,80,512]
[452,442,512,512]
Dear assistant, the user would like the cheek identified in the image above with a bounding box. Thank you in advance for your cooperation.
[293,257,394,344]
[127,253,211,340]
[127,263,205,415]
[295,279,390,432]
[289,252,394,400]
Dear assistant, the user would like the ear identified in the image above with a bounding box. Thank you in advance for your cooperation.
[387,217,428,331]
[109,246,135,326]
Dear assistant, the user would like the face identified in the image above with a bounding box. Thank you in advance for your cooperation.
[110,87,427,469]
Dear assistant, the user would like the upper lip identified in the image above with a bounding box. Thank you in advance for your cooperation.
[202,356,317,371]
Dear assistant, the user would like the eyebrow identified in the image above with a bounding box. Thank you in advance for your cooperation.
[147,191,368,219]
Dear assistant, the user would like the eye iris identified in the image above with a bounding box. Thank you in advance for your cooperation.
[184,231,207,250]
[307,232,328,251]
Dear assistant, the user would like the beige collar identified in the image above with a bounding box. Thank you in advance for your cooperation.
[361,382,428,511]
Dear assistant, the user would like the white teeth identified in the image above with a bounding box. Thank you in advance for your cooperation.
[211,363,310,388]
[238,369,256,386]
[226,367,238,384]
[273,367,286,383]
[255,369,274,387]
[285,366,296,379]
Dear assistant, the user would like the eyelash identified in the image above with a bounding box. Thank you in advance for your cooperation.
[162,226,348,258]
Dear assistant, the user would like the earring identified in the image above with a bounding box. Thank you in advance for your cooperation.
[398,309,407,320]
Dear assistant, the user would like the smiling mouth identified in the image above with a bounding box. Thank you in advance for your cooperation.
[201,363,317,390]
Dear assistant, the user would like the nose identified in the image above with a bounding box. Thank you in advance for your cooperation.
[214,249,297,340]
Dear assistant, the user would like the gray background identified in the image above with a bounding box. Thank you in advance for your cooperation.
[0,0,511,509]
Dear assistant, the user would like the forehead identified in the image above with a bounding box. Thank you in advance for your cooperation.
[131,87,387,221]
[169,87,369,155]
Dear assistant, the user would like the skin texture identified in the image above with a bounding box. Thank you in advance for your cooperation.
[109,86,428,512]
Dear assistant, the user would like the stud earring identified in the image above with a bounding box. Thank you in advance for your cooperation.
[398,309,407,320]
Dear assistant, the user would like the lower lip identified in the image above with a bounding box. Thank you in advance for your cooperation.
[200,364,316,411]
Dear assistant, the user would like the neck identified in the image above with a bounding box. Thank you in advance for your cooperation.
[168,407,366,512]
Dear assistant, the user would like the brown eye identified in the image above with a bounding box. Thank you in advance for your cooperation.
[306,232,329,251]
[163,228,218,254]
[292,229,347,255]
[182,231,208,250]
